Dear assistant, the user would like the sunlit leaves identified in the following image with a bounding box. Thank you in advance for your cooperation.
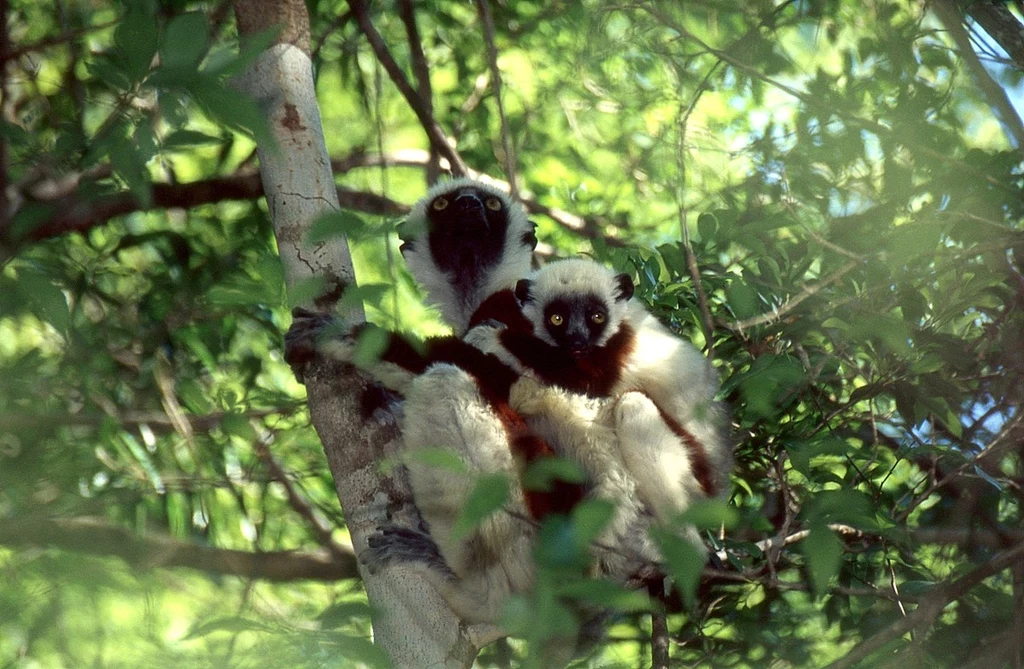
[801,525,844,595]
[453,472,511,540]
[2,0,1023,666]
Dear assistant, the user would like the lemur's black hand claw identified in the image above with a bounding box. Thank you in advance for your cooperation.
[284,308,340,383]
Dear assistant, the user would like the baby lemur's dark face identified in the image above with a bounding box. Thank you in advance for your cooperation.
[540,294,612,357]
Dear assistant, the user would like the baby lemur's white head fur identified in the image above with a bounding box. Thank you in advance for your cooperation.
[401,178,537,334]
[515,258,635,355]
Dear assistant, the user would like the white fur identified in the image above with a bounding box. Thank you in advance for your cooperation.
[401,363,536,623]
[509,376,661,580]
[512,258,732,529]
[403,178,535,334]
[518,257,631,349]
[320,337,417,393]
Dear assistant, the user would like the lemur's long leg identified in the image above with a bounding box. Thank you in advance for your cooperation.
[398,363,537,623]
[613,391,708,523]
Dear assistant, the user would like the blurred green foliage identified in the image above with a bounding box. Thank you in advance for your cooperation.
[1,0,1023,667]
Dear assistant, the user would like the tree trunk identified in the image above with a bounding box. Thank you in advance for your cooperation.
[231,1,497,665]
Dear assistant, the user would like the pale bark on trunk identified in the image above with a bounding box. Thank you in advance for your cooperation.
[231,1,499,665]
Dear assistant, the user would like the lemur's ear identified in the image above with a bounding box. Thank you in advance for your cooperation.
[521,221,538,250]
[614,273,635,302]
[514,279,534,305]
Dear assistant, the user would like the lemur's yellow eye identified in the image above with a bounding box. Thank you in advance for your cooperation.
[549,314,564,326]
[592,312,606,324]
[432,197,449,211]
[485,197,502,211]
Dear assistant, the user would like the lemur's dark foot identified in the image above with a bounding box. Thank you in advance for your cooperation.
[360,526,455,578]
[283,307,350,383]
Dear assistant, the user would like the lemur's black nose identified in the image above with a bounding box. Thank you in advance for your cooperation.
[453,193,487,230]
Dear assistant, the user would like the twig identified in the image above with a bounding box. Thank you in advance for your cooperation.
[346,0,469,176]
[651,608,669,669]
[932,0,1024,152]
[673,61,718,357]
[475,0,519,199]
[640,2,1020,193]
[888,558,909,620]
[0,19,117,64]
[253,429,351,561]
[721,259,860,331]
[896,411,1024,523]
[826,540,1024,669]
[965,1,1024,74]
[11,172,407,245]
[0,0,10,234]
[0,516,359,582]
[396,0,440,186]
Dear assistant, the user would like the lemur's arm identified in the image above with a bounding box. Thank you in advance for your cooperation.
[283,306,520,396]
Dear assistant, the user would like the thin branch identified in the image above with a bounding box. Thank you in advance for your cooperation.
[0,0,10,235]
[651,608,669,669]
[475,0,519,199]
[641,2,1024,185]
[721,259,861,331]
[897,411,1024,523]
[0,19,118,64]
[8,151,611,253]
[396,0,440,186]
[966,1,1024,72]
[11,172,407,245]
[702,568,924,603]
[346,0,469,176]
[0,407,291,433]
[254,429,352,561]
[825,540,1024,669]
[673,62,719,357]
[0,516,359,582]
[932,0,1024,150]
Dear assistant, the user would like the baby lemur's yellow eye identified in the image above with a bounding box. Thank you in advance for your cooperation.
[485,197,502,211]
[591,312,606,324]
[432,197,449,211]
[549,314,564,326]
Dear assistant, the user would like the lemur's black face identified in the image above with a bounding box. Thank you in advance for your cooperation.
[542,294,611,357]
[421,186,523,282]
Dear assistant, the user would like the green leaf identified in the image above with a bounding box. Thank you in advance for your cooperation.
[737,354,805,420]
[697,212,718,241]
[675,499,739,530]
[329,634,391,668]
[178,379,214,414]
[309,210,385,245]
[650,527,704,607]
[121,433,164,492]
[161,12,209,70]
[341,283,391,313]
[802,525,843,595]
[404,448,468,474]
[521,456,586,491]
[316,602,374,629]
[453,473,510,539]
[221,412,257,442]
[162,129,223,151]
[114,6,159,82]
[352,326,392,368]
[109,138,153,209]
[557,578,653,612]
[287,276,330,308]
[725,278,762,320]
[15,267,69,333]
[187,76,272,146]
[571,498,615,547]
[184,616,274,640]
